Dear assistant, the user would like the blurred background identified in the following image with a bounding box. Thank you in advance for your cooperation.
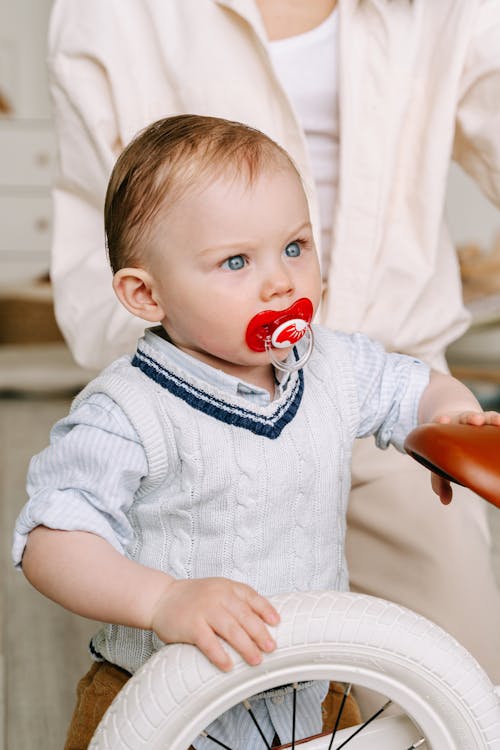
[1,2,500,748]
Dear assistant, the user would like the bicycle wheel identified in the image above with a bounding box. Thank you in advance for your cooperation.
[89,590,500,750]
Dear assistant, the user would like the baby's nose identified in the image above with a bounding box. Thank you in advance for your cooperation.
[261,266,294,301]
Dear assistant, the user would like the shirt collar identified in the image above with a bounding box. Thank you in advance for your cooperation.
[143,327,291,406]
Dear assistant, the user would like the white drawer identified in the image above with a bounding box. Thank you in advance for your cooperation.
[0,193,52,252]
[0,121,56,187]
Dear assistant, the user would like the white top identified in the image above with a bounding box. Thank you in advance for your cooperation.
[268,9,339,276]
[47,0,500,371]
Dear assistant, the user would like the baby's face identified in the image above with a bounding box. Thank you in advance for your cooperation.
[147,165,322,380]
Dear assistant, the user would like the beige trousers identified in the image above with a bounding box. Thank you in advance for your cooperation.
[346,438,500,683]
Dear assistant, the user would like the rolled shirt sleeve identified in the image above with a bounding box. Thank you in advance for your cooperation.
[344,332,431,451]
[12,393,148,567]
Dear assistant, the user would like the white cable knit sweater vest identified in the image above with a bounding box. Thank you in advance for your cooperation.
[74,327,370,672]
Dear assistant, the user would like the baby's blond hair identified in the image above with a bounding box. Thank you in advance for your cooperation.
[105,114,299,272]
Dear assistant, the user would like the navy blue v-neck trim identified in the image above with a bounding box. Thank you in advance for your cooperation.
[132,349,303,440]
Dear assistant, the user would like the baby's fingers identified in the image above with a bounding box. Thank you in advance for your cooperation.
[481,411,500,426]
[246,590,281,628]
[194,621,233,672]
[458,411,489,425]
[216,615,266,667]
[236,607,277,655]
[436,411,500,426]
[431,472,453,505]
[457,411,500,426]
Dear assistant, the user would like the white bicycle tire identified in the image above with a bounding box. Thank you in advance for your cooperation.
[90,590,500,750]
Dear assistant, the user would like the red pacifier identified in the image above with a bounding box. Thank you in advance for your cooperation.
[245,297,315,372]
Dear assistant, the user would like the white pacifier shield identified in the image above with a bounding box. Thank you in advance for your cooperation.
[271,318,308,349]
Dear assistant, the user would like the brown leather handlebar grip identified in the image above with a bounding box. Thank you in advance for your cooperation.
[404,423,500,509]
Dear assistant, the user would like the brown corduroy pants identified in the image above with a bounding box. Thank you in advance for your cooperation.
[65,661,361,749]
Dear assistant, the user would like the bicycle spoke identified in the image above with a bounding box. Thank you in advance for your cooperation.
[200,729,234,750]
[335,699,392,748]
[291,682,298,749]
[203,688,423,750]
[243,699,273,749]
[327,683,352,750]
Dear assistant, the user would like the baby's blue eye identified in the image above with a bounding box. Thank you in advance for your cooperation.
[284,241,301,258]
[222,255,246,271]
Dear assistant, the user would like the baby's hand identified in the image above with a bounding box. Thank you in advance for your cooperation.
[434,410,500,427]
[149,577,280,671]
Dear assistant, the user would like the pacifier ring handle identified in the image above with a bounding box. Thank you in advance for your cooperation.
[265,324,314,373]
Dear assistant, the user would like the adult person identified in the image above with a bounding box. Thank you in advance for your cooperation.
[47,0,500,679]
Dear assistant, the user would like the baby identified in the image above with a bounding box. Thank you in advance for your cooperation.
[12,114,500,749]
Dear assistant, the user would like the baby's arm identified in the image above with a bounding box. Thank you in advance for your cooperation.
[17,393,279,671]
[418,371,500,426]
[418,371,500,503]
[22,526,279,671]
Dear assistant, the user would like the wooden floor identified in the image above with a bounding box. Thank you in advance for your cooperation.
[2,392,500,750]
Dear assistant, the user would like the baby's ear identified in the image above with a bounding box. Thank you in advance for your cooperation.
[112,267,165,322]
